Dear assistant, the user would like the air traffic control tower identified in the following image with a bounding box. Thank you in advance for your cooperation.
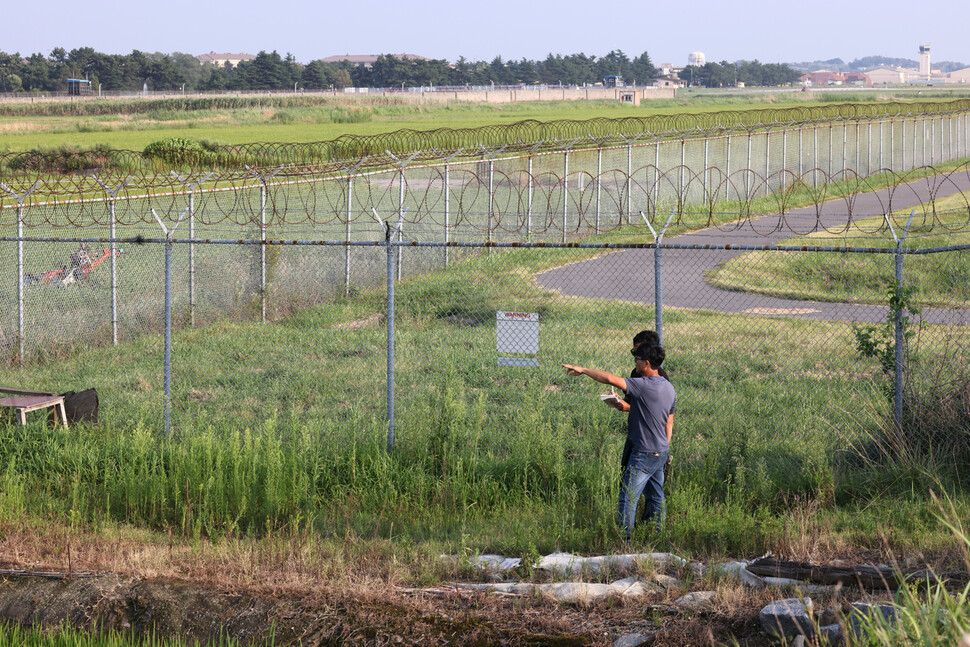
[919,45,931,81]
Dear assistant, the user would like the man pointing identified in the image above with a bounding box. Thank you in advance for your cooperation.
[562,343,675,538]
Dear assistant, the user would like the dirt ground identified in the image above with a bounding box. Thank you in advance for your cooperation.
[0,567,782,646]
[3,519,960,646]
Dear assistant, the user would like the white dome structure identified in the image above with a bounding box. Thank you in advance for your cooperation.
[688,51,706,67]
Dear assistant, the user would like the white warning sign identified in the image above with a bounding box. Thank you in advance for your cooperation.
[497,311,539,367]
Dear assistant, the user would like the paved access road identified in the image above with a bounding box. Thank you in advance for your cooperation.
[536,172,970,325]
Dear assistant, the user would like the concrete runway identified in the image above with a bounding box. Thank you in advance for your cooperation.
[536,171,970,325]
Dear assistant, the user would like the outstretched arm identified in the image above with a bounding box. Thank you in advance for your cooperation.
[562,364,627,392]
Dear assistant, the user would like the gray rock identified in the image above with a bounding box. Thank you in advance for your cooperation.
[688,561,705,578]
[820,623,843,645]
[849,601,898,637]
[713,561,767,588]
[790,636,806,647]
[760,598,815,640]
[674,590,716,610]
[651,573,680,589]
[613,633,652,647]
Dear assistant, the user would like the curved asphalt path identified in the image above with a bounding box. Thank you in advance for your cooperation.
[536,172,970,325]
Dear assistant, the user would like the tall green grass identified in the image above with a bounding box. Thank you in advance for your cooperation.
[4,240,962,557]
[0,623,271,647]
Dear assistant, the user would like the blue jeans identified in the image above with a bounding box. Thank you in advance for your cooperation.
[619,450,668,537]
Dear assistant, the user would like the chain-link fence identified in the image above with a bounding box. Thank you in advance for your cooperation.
[2,108,969,495]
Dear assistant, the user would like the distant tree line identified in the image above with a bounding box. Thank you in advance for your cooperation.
[0,48,665,93]
[680,60,801,88]
[0,47,806,93]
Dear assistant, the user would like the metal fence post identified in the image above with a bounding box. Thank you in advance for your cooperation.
[890,119,895,171]
[894,241,904,430]
[488,157,495,245]
[641,209,674,345]
[562,150,569,243]
[443,163,450,266]
[245,167,280,324]
[16,204,24,364]
[680,137,686,208]
[164,233,173,437]
[626,141,633,222]
[596,145,603,233]
[260,181,267,322]
[745,132,752,198]
[378,209,403,452]
[387,221,395,451]
[828,123,834,178]
[885,210,915,433]
[855,122,860,172]
[916,115,921,166]
[2,181,38,364]
[867,122,872,175]
[878,120,883,170]
[170,172,210,328]
[110,199,119,341]
[765,129,771,197]
[338,160,365,295]
[152,208,186,438]
[344,176,353,295]
[527,154,534,235]
[922,115,926,166]
[398,166,406,276]
[841,122,847,175]
[703,137,710,203]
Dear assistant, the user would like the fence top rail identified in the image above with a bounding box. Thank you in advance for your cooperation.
[4,235,967,256]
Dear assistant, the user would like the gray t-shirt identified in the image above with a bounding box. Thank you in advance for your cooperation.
[623,375,676,454]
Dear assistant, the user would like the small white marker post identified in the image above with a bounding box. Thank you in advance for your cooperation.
[497,311,540,367]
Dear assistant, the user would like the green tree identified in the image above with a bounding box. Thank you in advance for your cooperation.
[332,68,352,90]
[22,53,50,91]
[302,60,332,89]
[596,49,630,81]
[629,51,657,85]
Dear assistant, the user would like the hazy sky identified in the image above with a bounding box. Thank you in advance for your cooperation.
[3,0,968,66]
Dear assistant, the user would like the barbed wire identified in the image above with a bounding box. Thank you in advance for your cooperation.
[1,99,969,179]
[3,161,968,235]
[1,104,969,235]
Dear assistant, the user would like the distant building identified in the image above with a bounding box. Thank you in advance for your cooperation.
[688,51,706,67]
[654,75,683,88]
[319,53,430,68]
[800,70,871,87]
[864,66,918,84]
[196,52,256,68]
[947,67,970,83]
[800,70,843,86]
[843,72,873,86]
[66,78,90,95]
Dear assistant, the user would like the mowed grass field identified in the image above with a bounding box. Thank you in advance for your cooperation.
[4,87,970,153]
